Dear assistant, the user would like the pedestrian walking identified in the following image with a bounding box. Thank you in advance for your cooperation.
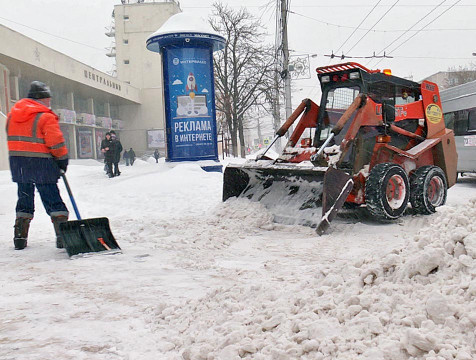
[153,149,159,163]
[109,130,123,176]
[123,149,130,166]
[101,132,114,177]
[129,148,136,166]
[6,81,70,250]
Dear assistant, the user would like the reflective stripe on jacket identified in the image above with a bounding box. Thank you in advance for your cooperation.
[6,98,68,160]
[6,98,68,183]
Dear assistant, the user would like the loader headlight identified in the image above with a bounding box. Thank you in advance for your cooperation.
[321,75,330,83]
[349,71,360,79]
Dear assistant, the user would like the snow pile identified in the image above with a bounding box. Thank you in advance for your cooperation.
[246,148,280,161]
[151,200,476,359]
[117,197,277,270]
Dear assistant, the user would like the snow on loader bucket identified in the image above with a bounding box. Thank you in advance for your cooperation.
[223,163,326,226]
[223,62,458,234]
[223,162,353,229]
[222,97,357,230]
[59,172,121,257]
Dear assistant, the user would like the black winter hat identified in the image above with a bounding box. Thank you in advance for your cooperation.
[27,81,51,99]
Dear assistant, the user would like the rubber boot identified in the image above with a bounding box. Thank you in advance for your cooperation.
[52,215,68,249]
[13,218,31,250]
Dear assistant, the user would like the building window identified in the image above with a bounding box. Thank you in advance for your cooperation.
[124,60,130,65]
[469,110,476,132]
[123,39,129,45]
[124,15,129,20]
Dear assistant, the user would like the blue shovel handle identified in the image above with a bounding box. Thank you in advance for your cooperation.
[60,170,82,220]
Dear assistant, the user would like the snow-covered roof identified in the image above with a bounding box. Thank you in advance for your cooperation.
[146,12,226,53]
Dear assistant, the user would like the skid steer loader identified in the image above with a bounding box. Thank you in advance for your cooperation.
[223,62,457,234]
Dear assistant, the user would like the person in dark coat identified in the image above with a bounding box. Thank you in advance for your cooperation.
[109,130,123,176]
[6,81,69,250]
[101,132,115,178]
[123,149,130,166]
[153,149,159,163]
[129,148,136,166]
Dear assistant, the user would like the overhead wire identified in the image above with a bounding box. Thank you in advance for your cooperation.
[366,0,448,66]
[333,0,383,56]
[373,0,463,67]
[288,4,472,8]
[0,16,105,52]
[344,0,400,55]
[385,0,462,57]
[287,10,475,33]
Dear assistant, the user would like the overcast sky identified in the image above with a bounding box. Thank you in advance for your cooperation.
[1,0,475,127]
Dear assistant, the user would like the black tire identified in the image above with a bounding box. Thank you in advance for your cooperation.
[410,166,447,215]
[365,163,410,220]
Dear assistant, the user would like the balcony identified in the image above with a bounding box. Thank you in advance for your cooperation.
[105,27,115,37]
[106,46,116,57]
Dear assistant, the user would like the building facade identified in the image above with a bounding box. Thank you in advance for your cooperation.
[423,70,476,91]
[0,0,181,170]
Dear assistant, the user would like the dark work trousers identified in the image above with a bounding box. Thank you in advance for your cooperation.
[16,183,69,218]
[113,162,120,176]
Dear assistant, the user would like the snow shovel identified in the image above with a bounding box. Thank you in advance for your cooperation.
[59,171,121,257]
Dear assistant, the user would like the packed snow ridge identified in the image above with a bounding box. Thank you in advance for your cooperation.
[153,199,476,360]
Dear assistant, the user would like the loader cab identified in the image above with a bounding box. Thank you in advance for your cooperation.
[314,69,367,170]
[314,63,421,148]
[315,66,366,146]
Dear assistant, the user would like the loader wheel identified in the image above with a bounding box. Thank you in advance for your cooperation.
[365,163,410,220]
[410,166,447,215]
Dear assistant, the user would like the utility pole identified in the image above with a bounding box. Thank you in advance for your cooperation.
[280,0,293,135]
[257,117,263,145]
[272,67,282,153]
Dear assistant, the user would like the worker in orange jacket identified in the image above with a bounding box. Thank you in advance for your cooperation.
[6,81,69,250]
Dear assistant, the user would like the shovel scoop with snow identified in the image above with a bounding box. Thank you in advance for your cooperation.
[59,172,121,257]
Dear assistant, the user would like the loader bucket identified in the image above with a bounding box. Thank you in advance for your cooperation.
[59,218,121,257]
[223,162,328,227]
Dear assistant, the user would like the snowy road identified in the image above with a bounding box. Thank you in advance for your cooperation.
[0,159,475,359]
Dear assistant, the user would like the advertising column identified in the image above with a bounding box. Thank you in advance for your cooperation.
[163,47,217,161]
[146,12,225,171]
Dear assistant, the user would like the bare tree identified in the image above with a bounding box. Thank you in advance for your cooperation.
[445,63,476,88]
[211,2,275,157]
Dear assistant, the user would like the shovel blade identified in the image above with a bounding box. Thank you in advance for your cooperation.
[59,217,121,257]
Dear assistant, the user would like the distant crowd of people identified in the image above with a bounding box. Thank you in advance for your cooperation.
[123,148,136,166]
[101,131,160,177]
[99,131,163,177]
[100,130,123,178]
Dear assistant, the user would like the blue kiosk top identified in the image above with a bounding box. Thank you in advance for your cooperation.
[146,12,226,52]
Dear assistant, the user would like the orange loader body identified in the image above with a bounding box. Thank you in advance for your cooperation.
[223,63,458,234]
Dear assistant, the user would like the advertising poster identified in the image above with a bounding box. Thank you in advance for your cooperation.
[147,129,165,148]
[162,46,218,161]
[59,124,72,154]
[77,128,93,159]
[95,129,106,159]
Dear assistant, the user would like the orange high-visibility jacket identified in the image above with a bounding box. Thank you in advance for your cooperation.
[6,98,68,160]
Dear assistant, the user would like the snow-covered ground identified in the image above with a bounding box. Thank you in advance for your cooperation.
[0,158,475,360]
